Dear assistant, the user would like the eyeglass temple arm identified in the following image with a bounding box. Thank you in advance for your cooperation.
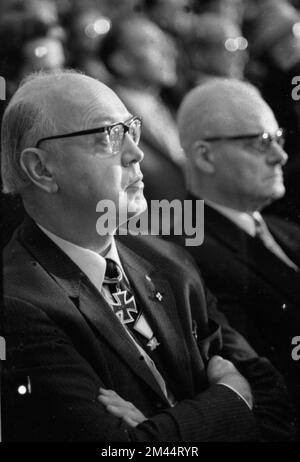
[36,127,108,147]
[202,133,263,142]
[203,130,284,143]
[36,117,142,148]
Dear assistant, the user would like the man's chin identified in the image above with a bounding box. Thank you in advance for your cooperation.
[260,187,285,208]
[256,186,285,210]
[127,197,148,219]
[271,184,286,200]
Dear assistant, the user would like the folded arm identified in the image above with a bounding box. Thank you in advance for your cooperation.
[3,298,258,442]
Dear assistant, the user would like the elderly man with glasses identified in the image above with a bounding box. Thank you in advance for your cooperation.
[1,70,294,442]
[176,77,300,438]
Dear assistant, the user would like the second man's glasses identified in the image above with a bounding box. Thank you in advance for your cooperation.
[202,128,285,153]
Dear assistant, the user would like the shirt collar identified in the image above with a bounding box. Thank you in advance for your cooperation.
[36,224,123,292]
[205,200,262,237]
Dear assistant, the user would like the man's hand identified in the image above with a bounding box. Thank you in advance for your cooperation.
[207,355,253,409]
[98,388,147,427]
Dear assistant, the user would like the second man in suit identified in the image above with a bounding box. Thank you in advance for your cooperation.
[177,78,300,435]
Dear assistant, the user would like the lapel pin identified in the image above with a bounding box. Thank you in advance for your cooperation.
[155,291,163,302]
[145,275,164,302]
[147,336,160,351]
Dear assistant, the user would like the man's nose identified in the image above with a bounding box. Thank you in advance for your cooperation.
[122,134,144,166]
[266,142,288,167]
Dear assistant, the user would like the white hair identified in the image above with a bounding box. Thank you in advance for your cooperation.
[1,69,81,194]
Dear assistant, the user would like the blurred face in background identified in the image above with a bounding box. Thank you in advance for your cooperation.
[147,0,195,36]
[188,16,248,79]
[120,20,178,88]
[25,0,59,25]
[100,0,142,19]
[21,37,65,74]
[70,10,112,55]
[205,0,245,25]
[9,0,66,41]
[269,28,300,71]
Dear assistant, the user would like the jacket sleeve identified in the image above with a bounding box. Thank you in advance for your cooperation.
[205,288,295,441]
[3,297,258,442]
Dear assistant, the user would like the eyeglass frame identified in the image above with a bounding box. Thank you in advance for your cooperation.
[35,115,142,151]
[201,128,285,152]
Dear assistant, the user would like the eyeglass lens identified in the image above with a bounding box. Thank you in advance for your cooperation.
[128,119,141,144]
[259,131,285,151]
[110,119,141,153]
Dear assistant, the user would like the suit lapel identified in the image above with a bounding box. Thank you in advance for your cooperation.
[18,217,175,404]
[204,204,300,305]
[204,203,250,258]
[265,216,300,266]
[77,279,170,403]
[117,240,195,399]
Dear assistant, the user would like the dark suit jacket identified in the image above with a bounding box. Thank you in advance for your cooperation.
[176,199,300,426]
[1,217,293,441]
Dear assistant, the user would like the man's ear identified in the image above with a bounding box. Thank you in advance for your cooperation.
[191,140,215,173]
[20,147,59,193]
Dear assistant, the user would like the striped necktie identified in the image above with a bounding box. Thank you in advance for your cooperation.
[103,258,161,351]
[103,258,175,404]
[252,215,298,270]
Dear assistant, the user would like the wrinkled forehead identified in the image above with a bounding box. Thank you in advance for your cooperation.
[13,75,130,133]
[47,79,130,131]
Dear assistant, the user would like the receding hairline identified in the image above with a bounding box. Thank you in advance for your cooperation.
[177,78,275,151]
[5,70,129,145]
[9,70,117,117]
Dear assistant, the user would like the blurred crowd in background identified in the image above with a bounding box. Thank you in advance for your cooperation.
[2,0,300,241]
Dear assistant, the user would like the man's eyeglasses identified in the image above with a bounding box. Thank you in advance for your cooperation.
[36,116,142,154]
[202,128,285,153]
